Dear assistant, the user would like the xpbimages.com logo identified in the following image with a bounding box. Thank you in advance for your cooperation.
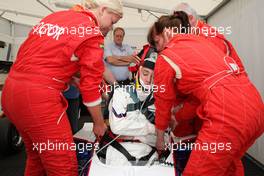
[165,24,232,37]
[32,140,99,154]
[32,140,232,155]
[32,22,102,40]
[165,141,232,154]
[99,83,166,94]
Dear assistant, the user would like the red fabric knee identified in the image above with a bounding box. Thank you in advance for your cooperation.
[18,129,46,176]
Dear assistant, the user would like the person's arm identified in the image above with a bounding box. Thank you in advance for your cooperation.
[103,44,129,66]
[154,55,178,151]
[75,36,107,138]
[156,129,165,154]
[104,43,140,66]
[88,105,107,138]
[109,88,155,136]
[175,96,200,121]
[106,55,140,66]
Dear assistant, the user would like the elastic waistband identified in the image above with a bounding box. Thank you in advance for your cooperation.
[8,69,68,91]
[203,70,247,90]
[193,71,248,100]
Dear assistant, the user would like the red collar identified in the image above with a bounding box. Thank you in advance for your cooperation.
[196,20,205,29]
[71,5,99,26]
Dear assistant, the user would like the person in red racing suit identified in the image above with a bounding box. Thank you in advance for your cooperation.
[172,2,245,72]
[149,13,264,176]
[169,3,247,140]
[1,1,123,176]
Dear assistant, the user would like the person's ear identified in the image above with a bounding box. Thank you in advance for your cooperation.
[189,15,193,19]
[138,66,144,77]
[163,28,172,43]
[189,15,194,23]
[98,6,107,17]
[139,66,142,73]
[163,27,171,37]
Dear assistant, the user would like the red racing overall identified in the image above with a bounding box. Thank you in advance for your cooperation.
[173,20,246,138]
[1,9,104,176]
[154,34,264,176]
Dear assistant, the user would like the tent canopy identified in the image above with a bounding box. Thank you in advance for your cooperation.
[0,0,226,27]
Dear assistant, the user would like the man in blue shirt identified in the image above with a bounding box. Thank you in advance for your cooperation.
[104,27,140,85]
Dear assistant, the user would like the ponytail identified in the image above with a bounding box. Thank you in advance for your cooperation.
[172,11,190,33]
[147,11,191,46]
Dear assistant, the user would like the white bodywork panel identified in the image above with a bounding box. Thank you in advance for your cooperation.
[88,153,175,176]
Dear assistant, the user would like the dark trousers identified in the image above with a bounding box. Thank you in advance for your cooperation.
[66,98,80,134]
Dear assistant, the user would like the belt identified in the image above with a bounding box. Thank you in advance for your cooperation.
[117,79,131,85]
[203,56,247,90]
[192,68,247,101]
[98,131,156,166]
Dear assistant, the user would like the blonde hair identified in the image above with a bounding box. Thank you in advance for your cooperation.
[83,0,123,17]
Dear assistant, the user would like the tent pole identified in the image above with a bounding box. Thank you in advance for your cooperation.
[53,0,170,14]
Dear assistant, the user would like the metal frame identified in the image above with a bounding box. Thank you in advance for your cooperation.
[0,11,5,17]
[53,0,231,20]
[53,0,171,14]
[0,0,56,20]
[245,153,264,172]
[0,0,231,24]
[205,0,231,21]
[0,8,43,19]
[36,0,54,13]
[122,0,170,14]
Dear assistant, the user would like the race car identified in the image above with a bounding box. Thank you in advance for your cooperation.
[74,123,195,176]
[0,113,24,155]
[0,68,24,155]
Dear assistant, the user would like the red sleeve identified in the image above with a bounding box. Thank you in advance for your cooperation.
[154,55,177,131]
[172,96,200,137]
[75,36,105,106]
[175,96,200,121]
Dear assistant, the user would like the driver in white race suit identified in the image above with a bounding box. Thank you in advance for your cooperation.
[106,47,162,166]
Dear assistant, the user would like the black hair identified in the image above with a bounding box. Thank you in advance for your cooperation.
[147,11,191,46]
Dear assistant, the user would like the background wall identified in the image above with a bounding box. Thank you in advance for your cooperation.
[0,18,31,62]
[208,0,264,165]
[12,23,31,60]
[0,17,12,61]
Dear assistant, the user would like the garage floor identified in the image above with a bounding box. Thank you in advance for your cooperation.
[0,149,264,176]
[1,114,264,176]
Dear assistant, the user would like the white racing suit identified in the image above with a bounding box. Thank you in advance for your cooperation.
[106,86,158,166]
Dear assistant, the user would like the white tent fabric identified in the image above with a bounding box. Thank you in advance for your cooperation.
[0,0,227,54]
[0,0,225,26]
[208,0,264,165]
